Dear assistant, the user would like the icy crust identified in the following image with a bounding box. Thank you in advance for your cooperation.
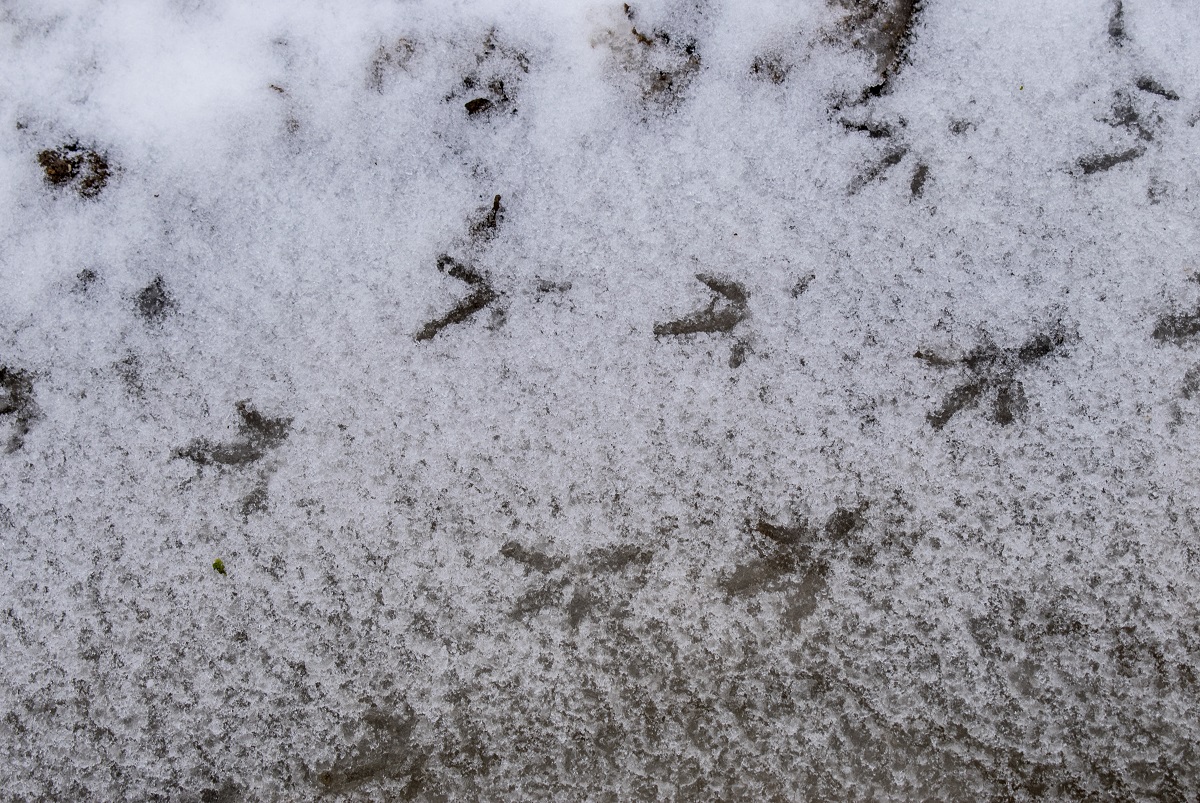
[3,0,1200,799]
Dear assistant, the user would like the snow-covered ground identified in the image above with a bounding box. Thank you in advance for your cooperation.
[3,0,1200,799]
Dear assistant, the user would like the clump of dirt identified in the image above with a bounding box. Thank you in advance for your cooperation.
[916,323,1074,430]
[37,143,111,198]
[594,4,702,113]
[446,30,529,117]
[0,366,38,453]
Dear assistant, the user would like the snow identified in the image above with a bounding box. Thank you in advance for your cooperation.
[2,0,1200,799]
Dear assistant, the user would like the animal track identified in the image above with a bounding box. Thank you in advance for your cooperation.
[849,146,908,193]
[722,504,870,626]
[414,195,505,341]
[654,274,748,336]
[655,274,750,367]
[315,705,428,796]
[174,401,292,467]
[917,325,1073,430]
[1108,0,1127,46]
[500,539,655,627]
[414,256,498,342]
[1077,147,1144,175]
[368,37,417,92]
[1078,8,1182,177]
[831,0,922,100]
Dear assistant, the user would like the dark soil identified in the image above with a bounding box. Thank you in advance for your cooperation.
[0,366,37,453]
[37,143,111,198]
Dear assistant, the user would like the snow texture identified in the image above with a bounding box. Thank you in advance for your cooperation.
[2,0,1200,799]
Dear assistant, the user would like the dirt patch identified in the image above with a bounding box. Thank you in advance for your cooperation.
[37,143,111,199]
[0,366,37,453]
[909,162,929,198]
[446,30,529,118]
[1153,308,1200,344]
[501,541,563,573]
[136,276,176,323]
[595,4,703,113]
[750,53,790,84]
